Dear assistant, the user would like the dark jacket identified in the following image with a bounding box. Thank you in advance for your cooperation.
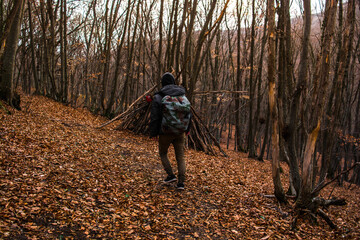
[149,84,190,137]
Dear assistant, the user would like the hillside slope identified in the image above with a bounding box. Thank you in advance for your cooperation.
[1,95,359,239]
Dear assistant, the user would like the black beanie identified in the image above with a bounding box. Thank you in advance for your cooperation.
[161,72,175,87]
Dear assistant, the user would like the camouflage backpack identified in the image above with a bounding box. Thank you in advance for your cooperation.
[161,94,191,134]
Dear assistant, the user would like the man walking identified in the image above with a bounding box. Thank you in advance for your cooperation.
[149,72,191,190]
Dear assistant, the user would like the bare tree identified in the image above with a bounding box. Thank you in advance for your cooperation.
[188,0,230,101]
[27,0,39,94]
[247,0,257,158]
[235,0,245,152]
[59,0,67,102]
[119,0,141,112]
[284,0,312,197]
[105,0,133,117]
[321,0,355,182]
[296,0,338,209]
[255,4,268,161]
[0,0,25,109]
[267,0,287,203]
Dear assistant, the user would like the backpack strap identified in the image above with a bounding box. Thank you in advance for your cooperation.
[157,91,165,98]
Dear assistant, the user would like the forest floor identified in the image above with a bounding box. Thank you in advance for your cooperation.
[1,94,359,240]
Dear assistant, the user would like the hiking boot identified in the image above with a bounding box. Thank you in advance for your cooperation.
[176,182,185,190]
[163,175,176,184]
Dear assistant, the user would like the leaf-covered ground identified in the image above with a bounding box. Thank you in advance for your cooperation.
[1,95,359,239]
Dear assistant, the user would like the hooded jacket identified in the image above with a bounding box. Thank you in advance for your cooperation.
[149,73,191,137]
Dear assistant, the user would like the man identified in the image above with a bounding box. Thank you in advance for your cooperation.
[149,72,191,190]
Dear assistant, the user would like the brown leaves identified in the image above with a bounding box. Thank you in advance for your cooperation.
[1,95,360,239]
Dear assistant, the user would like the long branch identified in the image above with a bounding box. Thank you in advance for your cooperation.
[193,90,247,95]
[312,162,360,195]
[97,84,159,128]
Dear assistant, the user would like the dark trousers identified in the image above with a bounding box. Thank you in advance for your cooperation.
[159,133,186,183]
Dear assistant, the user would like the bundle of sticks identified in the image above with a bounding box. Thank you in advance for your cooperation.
[98,85,227,157]
[187,107,227,156]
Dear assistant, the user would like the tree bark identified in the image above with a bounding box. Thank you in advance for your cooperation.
[287,0,312,197]
[0,0,22,57]
[254,6,268,161]
[182,0,198,91]
[119,1,140,112]
[27,0,39,94]
[296,0,338,209]
[165,0,178,71]
[247,0,257,158]
[188,0,230,102]
[105,0,133,117]
[321,0,355,182]
[267,0,286,203]
[174,0,188,79]
[0,0,24,109]
[59,0,68,102]
[235,0,244,152]
[158,0,164,75]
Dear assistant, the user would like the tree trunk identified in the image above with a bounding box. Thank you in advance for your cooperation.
[235,0,244,152]
[188,0,230,101]
[287,0,312,197]
[105,0,132,117]
[119,1,140,112]
[321,0,355,182]
[59,0,68,102]
[27,0,39,94]
[296,0,338,209]
[297,120,321,208]
[39,0,57,98]
[182,0,198,92]
[166,0,178,71]
[0,0,24,109]
[254,7,268,161]
[258,105,270,161]
[0,0,22,56]
[247,0,257,158]
[267,0,286,203]
[175,0,188,78]
[158,0,164,75]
